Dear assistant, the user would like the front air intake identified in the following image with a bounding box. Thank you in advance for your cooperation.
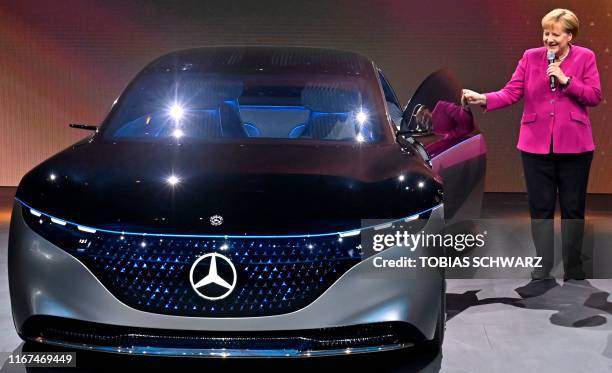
[23,316,423,357]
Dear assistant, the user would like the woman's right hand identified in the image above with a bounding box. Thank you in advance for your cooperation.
[461,89,487,106]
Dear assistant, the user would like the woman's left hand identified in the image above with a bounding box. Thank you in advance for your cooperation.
[547,62,569,85]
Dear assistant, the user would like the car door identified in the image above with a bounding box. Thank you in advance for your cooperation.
[398,69,487,222]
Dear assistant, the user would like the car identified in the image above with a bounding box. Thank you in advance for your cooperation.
[8,46,486,357]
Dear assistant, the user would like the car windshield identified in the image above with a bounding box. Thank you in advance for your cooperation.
[102,71,386,144]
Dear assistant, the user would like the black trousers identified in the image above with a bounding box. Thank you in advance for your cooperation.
[521,151,593,277]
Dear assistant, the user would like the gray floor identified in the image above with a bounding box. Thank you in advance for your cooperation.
[0,190,611,372]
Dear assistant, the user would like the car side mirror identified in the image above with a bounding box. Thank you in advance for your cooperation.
[69,124,99,132]
[396,132,432,165]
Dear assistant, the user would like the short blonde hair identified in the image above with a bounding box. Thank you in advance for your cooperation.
[542,8,580,38]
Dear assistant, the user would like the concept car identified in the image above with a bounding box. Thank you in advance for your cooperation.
[9,47,486,357]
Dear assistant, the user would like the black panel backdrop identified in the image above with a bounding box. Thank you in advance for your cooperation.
[0,0,610,192]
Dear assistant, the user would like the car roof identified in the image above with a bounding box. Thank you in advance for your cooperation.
[142,46,374,77]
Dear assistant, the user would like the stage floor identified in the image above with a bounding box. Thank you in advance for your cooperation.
[0,188,611,372]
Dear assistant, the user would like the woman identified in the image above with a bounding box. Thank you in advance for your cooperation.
[462,9,602,280]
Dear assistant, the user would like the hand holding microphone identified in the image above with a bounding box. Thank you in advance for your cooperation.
[547,50,569,90]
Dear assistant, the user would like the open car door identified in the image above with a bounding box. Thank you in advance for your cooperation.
[400,69,487,222]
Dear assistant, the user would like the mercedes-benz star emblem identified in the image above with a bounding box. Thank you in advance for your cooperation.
[189,253,237,300]
[210,215,223,226]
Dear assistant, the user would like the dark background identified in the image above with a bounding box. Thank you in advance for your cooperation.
[0,0,610,192]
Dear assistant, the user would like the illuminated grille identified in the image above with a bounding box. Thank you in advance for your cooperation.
[23,207,362,317]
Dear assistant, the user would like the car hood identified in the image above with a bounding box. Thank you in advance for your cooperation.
[16,140,441,235]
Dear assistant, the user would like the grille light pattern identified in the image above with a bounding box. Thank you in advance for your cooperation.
[23,207,362,317]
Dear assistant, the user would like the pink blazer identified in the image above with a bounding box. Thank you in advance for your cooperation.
[484,45,602,154]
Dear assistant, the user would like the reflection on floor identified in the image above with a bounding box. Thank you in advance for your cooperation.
[0,188,610,372]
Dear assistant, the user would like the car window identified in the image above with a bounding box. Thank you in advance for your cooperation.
[102,73,385,144]
[377,71,403,128]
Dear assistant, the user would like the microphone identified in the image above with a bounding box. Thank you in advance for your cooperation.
[547,50,556,91]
